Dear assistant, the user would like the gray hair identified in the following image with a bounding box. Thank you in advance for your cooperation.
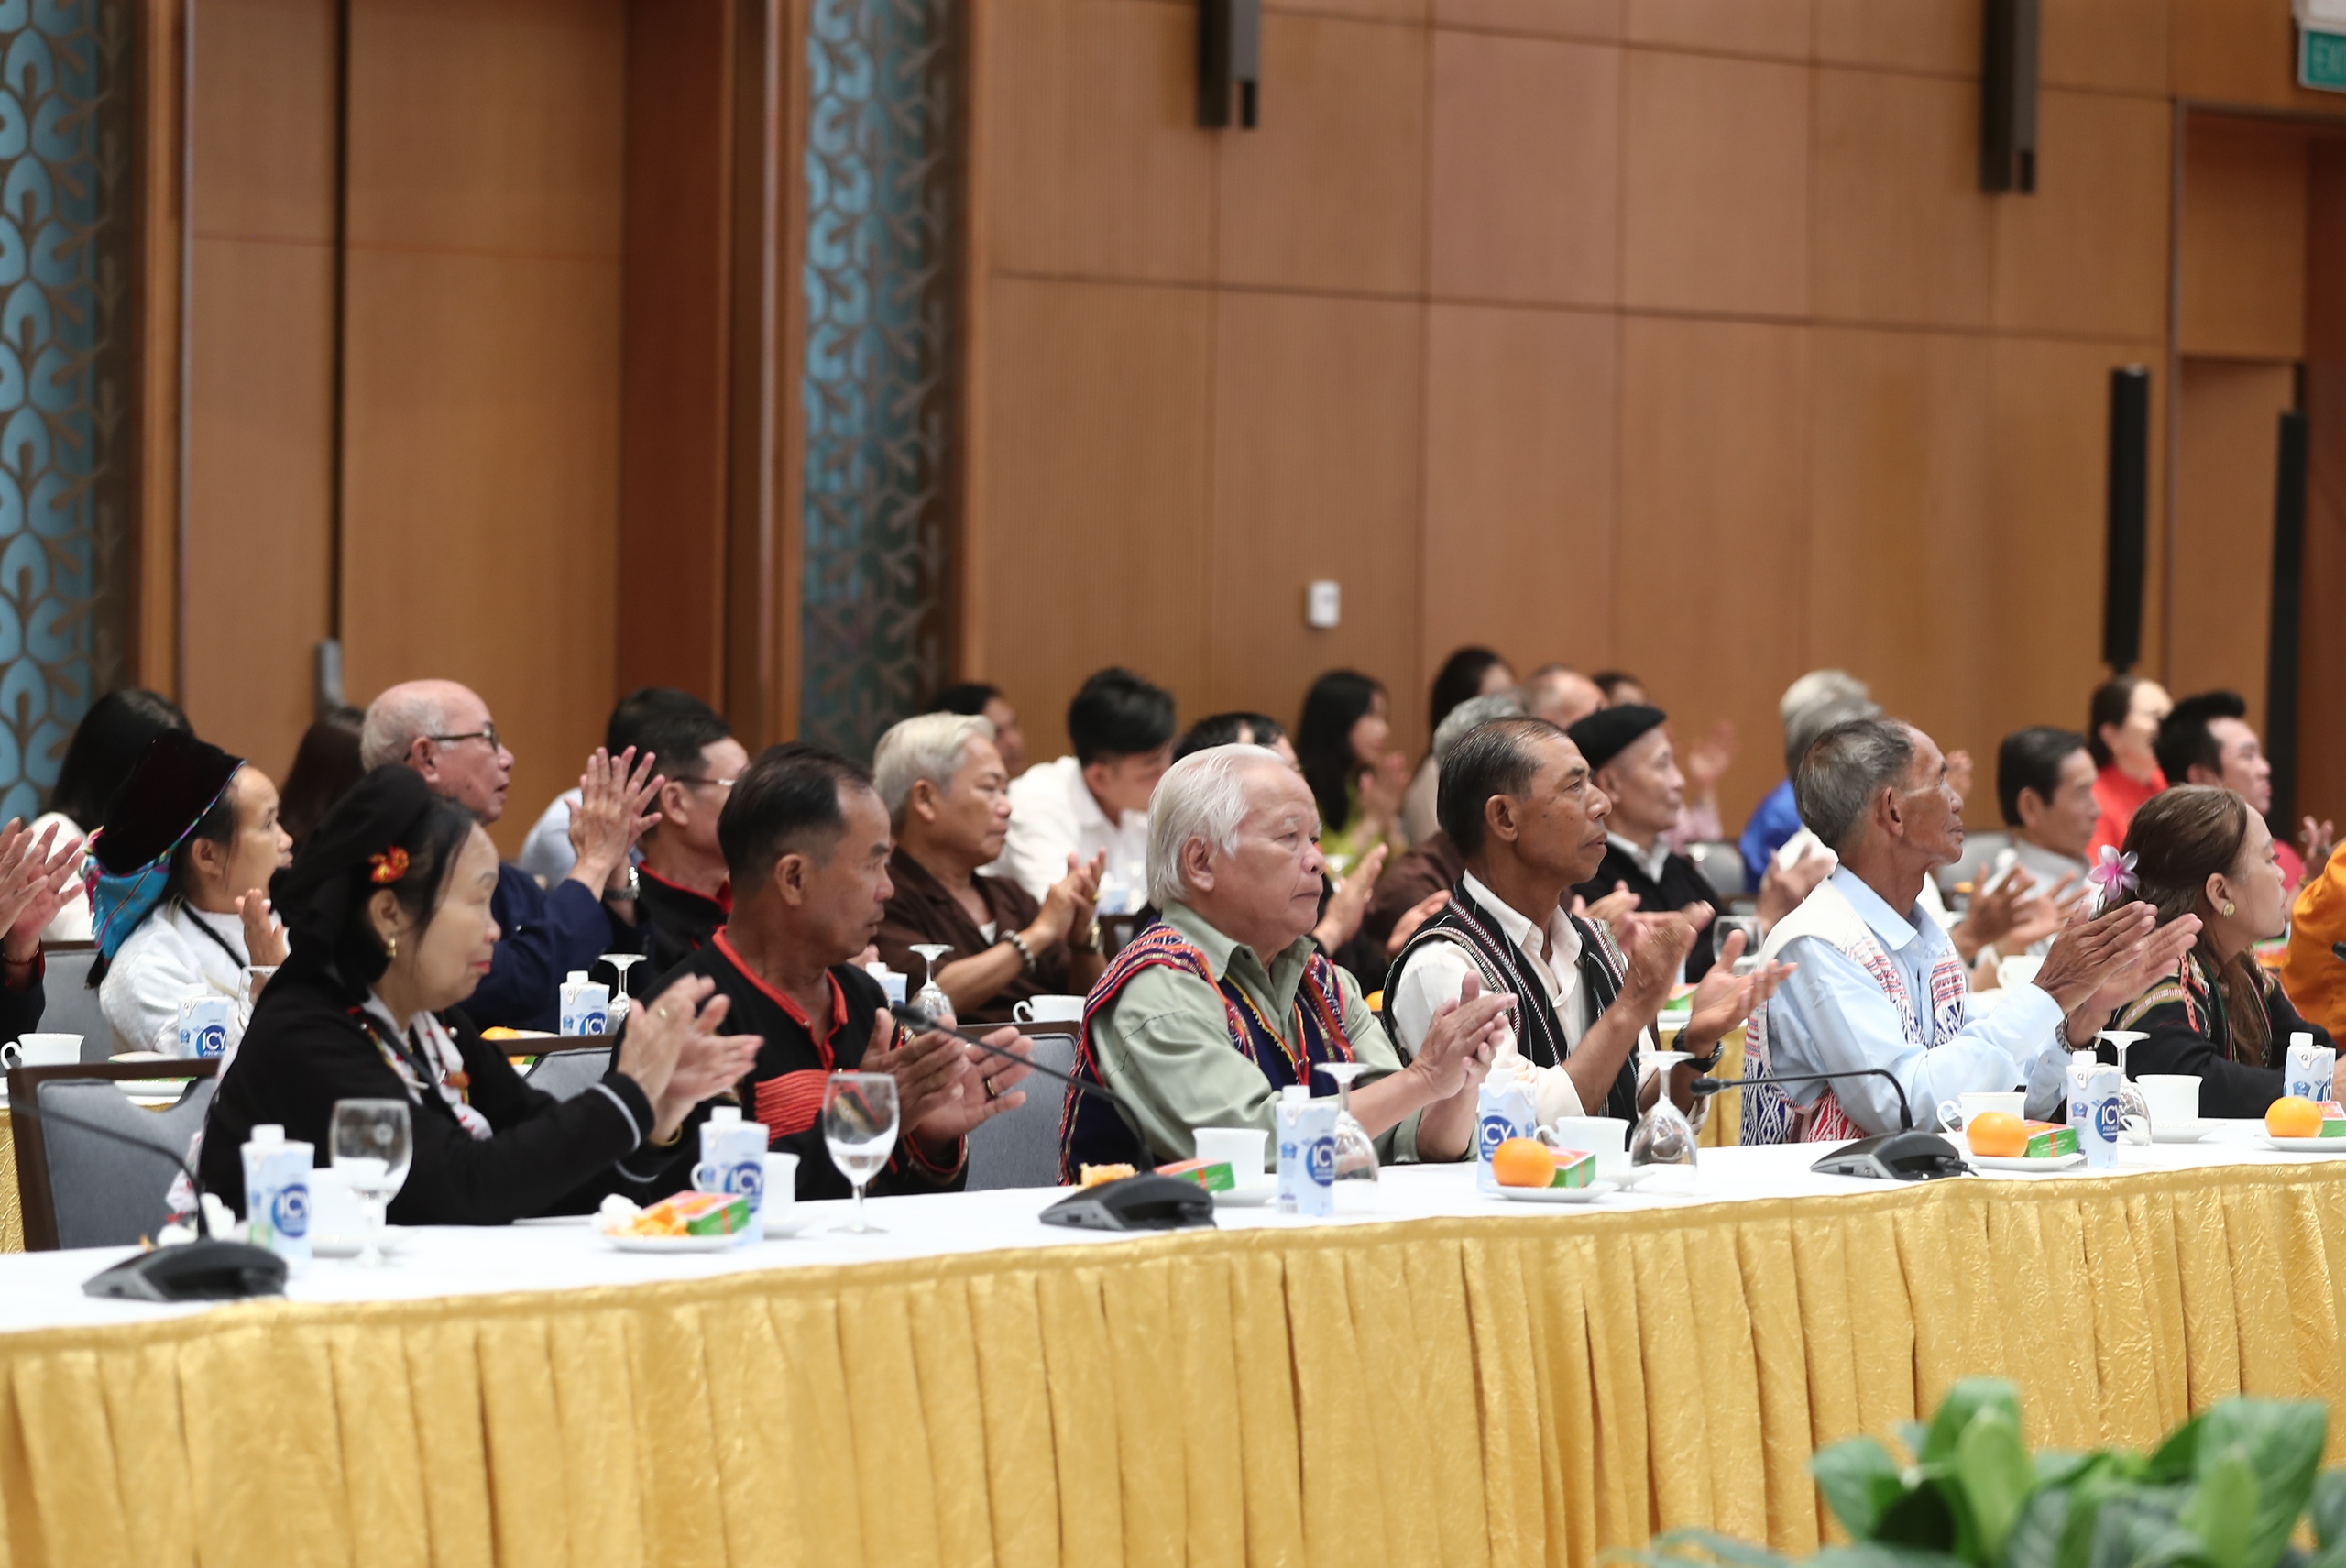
[1146,744,1287,909]
[1796,718,1917,852]
[1432,690,1525,764]
[359,686,451,770]
[872,712,996,828]
[1781,670,1880,775]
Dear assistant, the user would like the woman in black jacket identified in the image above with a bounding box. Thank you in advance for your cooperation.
[201,765,759,1222]
[2109,784,2319,1117]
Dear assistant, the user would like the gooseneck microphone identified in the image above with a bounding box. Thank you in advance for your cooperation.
[1686,1065,1917,1131]
[1684,1065,1967,1181]
[887,1003,1156,1171]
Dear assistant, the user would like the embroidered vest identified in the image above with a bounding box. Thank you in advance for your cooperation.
[1742,877,1968,1144]
[1057,922,1358,1181]
[1380,883,1642,1124]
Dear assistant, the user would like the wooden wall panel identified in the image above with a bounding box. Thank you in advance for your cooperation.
[1804,328,1993,781]
[1428,31,1619,307]
[339,0,626,854]
[1812,0,1976,73]
[1210,291,1425,743]
[2173,0,2346,115]
[1626,0,1810,59]
[1616,317,1809,823]
[1431,0,1619,40]
[1621,50,1810,317]
[1810,66,1993,329]
[1217,15,1427,297]
[983,0,1215,285]
[2040,0,2168,94]
[2178,118,2308,362]
[2170,359,2295,719]
[975,278,1213,765]
[1992,89,2171,341]
[182,0,336,778]
[1420,303,1616,682]
[2298,144,2346,822]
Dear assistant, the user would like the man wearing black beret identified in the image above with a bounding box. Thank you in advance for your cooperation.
[1566,705,1726,983]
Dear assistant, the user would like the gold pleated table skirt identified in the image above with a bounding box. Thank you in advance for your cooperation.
[0,1157,2339,1567]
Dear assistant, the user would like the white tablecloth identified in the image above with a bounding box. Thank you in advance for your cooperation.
[0,1122,2318,1337]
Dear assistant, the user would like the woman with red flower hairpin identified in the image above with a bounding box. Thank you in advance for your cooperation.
[199,765,762,1224]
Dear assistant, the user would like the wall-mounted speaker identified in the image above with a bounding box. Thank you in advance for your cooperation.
[1199,0,1260,129]
[2268,406,2310,828]
[1981,0,2040,192]
[2103,367,2150,674]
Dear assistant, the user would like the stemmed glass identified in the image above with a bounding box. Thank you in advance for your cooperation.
[330,1098,412,1266]
[1311,1061,1379,1181]
[908,945,956,1027]
[2099,1029,2153,1144]
[822,1072,900,1234]
[1630,1050,1699,1168]
[600,952,648,1030]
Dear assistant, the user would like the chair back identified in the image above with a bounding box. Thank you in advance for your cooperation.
[31,942,110,1061]
[8,1058,222,1250]
[966,1030,1079,1190]
[525,1043,615,1100]
[1683,840,1749,902]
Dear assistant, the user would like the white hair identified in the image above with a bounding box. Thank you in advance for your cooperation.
[872,712,996,828]
[1146,744,1287,909]
[359,685,452,770]
[1433,690,1525,764]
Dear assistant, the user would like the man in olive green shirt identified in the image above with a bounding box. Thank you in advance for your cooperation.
[1075,746,1510,1170]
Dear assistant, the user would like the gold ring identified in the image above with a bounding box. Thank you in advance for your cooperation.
[983,1075,1000,1100]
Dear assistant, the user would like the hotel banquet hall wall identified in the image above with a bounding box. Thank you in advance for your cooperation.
[131,0,2346,853]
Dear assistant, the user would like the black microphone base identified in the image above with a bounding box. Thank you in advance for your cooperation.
[1040,1175,1216,1233]
[1810,1130,1968,1182]
[83,1240,289,1302]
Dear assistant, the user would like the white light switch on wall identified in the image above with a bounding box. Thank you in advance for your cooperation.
[1306,580,1341,629]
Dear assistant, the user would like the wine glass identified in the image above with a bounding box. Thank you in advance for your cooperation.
[330,1098,412,1266]
[908,944,956,1027]
[1630,1050,1699,1168]
[2099,1029,2153,1144]
[600,952,648,1029]
[822,1072,900,1234]
[1310,1061,1379,1181]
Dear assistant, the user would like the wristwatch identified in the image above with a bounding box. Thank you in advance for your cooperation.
[1068,917,1101,955]
[606,863,640,904]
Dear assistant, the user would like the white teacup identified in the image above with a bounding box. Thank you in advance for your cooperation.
[2137,1074,2201,1124]
[762,1152,801,1223]
[1194,1125,1271,1186]
[1014,994,1084,1025]
[1540,1115,1630,1181]
[3,1034,80,1069]
[308,1165,367,1247]
[1936,1091,2024,1132]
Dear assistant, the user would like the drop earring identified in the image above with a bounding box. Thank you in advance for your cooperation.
[2220,901,2236,917]
[386,935,399,959]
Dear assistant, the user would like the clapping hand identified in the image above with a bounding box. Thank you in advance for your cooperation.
[864,1017,1034,1145]
[2061,907,2202,1045]
[236,890,290,969]
[1680,926,1793,1056]
[1684,719,1736,797]
[2304,817,2337,872]
[1406,970,1513,1101]
[1998,872,2086,955]
[1573,883,1642,945]
[0,821,80,968]
[1312,842,1387,953]
[1385,887,1451,958]
[567,746,664,891]
[1756,844,1833,928]
[617,974,764,1141]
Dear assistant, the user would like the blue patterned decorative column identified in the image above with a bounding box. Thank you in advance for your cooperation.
[799,0,958,759]
[0,0,133,820]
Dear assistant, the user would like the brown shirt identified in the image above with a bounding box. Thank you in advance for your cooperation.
[877,848,1072,1025]
[1363,830,1466,951]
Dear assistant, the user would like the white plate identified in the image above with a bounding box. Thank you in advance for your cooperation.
[2149,1118,2219,1144]
[2261,1135,2346,1153]
[1966,1152,2086,1171]
[595,1227,743,1254]
[1211,1184,1277,1208]
[1492,1178,1620,1204]
[760,1209,817,1238]
[313,1226,411,1260]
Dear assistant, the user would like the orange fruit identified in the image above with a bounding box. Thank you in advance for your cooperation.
[1492,1137,1558,1188]
[1966,1112,2027,1158]
[2268,1095,2324,1139]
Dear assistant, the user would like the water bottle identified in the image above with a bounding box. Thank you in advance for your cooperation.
[177,992,233,1058]
[1276,1087,1338,1218]
[864,963,907,1007]
[2286,1032,2336,1103]
[559,971,609,1036]
[241,1124,312,1273]
[2068,1055,2119,1169]
[1474,1077,1537,1192]
[691,1105,771,1243]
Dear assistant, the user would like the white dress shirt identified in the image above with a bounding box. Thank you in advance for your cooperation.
[989,755,1150,911]
[517,789,583,885]
[1388,872,1654,1124]
[99,902,255,1056]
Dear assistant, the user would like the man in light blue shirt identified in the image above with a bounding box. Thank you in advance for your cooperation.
[1754,718,2194,1138]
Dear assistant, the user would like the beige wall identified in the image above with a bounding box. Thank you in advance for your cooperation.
[967,0,2346,828]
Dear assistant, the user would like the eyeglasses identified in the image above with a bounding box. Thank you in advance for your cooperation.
[428,724,502,753]
[675,774,736,792]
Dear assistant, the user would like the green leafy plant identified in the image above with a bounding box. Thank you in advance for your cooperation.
[1617,1378,2346,1568]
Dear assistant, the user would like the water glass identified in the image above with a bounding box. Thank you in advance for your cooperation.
[822,1072,900,1234]
[329,1098,412,1266]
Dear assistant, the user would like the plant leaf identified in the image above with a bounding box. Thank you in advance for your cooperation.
[1812,1546,1971,1568]
[2180,1450,2260,1568]
[1923,1379,2025,1468]
[2194,1401,2328,1568]
[1814,1438,1910,1540]
[1955,1406,2036,1557]
[2089,1488,2213,1568]
[1875,1484,1960,1554]
[2311,1472,2346,1551]
[2004,1486,2070,1568]
[2144,1415,2206,1486]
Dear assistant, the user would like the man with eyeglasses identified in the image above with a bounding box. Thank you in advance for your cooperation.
[620,695,749,975]
[361,679,660,1032]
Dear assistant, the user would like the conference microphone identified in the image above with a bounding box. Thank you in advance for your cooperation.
[11,1096,288,1301]
[1685,1066,1967,1182]
[886,1003,1156,1171]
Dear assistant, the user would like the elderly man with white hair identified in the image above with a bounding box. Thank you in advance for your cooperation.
[872,711,1104,1025]
[1747,717,2197,1142]
[1058,745,1512,1179]
[361,679,661,1031]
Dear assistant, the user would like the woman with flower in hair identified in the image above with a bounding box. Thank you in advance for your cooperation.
[199,765,761,1224]
[2107,784,2313,1116]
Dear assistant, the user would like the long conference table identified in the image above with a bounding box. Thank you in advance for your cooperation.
[0,1135,2340,1568]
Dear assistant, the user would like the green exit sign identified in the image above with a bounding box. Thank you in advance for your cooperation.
[2303,26,2346,91]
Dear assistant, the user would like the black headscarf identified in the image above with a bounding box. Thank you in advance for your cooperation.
[269,765,476,999]
[89,730,244,959]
